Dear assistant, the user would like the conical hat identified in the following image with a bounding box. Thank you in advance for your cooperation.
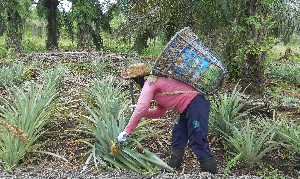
[121,63,150,79]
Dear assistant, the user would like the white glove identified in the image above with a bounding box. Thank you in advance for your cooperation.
[129,104,137,112]
[117,131,129,143]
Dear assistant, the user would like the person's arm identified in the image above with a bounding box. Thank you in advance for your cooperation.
[144,104,166,118]
[124,81,156,134]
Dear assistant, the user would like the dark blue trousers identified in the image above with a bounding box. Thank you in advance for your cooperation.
[171,94,213,160]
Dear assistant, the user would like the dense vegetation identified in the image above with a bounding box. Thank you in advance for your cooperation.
[0,0,299,178]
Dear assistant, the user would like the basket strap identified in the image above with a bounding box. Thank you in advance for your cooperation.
[156,90,209,100]
[156,91,199,96]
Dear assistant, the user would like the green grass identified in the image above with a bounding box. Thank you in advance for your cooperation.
[102,32,133,53]
[0,36,7,58]
[0,34,77,55]
[267,43,300,63]
[141,38,165,58]
[265,62,300,84]
[0,36,4,45]
[263,81,299,117]
[58,38,77,50]
[101,32,165,58]
[22,34,46,53]
[265,43,300,84]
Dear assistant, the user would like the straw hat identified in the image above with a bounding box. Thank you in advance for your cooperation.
[121,63,150,79]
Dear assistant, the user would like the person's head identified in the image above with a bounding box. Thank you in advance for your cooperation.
[121,63,150,88]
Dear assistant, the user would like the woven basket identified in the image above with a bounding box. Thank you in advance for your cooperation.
[152,27,227,94]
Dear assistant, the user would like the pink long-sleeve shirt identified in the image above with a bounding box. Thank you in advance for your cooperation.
[125,77,198,134]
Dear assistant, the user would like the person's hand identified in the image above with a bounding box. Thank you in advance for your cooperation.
[117,131,129,144]
[129,104,137,112]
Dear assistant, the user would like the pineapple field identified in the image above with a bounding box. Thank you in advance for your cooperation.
[0,50,299,178]
[1,0,300,178]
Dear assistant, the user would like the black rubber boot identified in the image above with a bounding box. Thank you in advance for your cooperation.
[168,147,184,169]
[199,157,218,174]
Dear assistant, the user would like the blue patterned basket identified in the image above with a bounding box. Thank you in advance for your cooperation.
[152,27,227,94]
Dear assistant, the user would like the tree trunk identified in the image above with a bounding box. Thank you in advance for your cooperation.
[6,11,24,53]
[242,52,266,94]
[164,21,176,43]
[241,0,266,94]
[92,3,104,50]
[77,17,93,50]
[77,21,85,49]
[133,30,150,54]
[0,17,5,36]
[92,19,103,51]
[44,0,59,50]
[92,29,103,51]
[99,7,112,34]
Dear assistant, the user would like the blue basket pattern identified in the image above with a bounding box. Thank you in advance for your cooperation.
[152,27,227,94]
